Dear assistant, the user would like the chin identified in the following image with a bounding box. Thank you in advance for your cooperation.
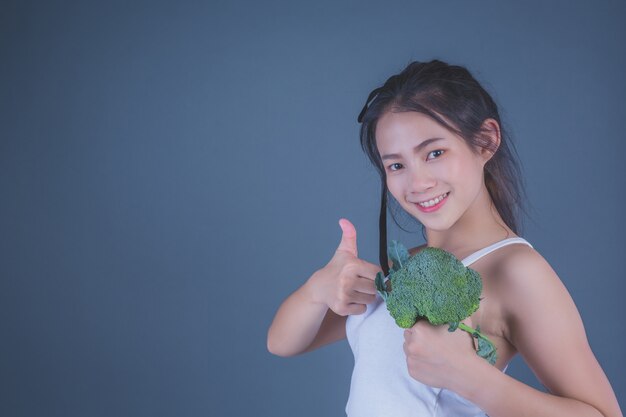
[416,213,460,232]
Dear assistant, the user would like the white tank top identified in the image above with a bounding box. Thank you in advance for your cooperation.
[345,237,533,417]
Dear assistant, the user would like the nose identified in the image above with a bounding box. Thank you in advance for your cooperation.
[407,163,436,195]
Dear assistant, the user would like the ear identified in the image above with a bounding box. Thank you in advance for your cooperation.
[477,118,501,164]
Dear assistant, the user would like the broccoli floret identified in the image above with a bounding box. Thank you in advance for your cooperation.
[375,241,498,365]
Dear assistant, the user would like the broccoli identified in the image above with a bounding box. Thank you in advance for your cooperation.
[375,240,497,365]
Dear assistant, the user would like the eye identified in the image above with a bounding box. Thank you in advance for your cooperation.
[427,150,444,160]
[387,162,403,172]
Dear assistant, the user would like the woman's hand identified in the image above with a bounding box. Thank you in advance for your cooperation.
[307,218,382,316]
[403,317,478,389]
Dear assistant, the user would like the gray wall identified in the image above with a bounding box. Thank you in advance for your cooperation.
[1,0,624,416]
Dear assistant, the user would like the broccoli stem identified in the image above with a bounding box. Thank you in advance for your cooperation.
[456,323,493,344]
[456,322,498,365]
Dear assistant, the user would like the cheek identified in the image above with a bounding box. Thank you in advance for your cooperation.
[460,157,486,189]
[439,155,481,189]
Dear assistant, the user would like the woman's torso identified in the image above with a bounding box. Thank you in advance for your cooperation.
[345,237,534,417]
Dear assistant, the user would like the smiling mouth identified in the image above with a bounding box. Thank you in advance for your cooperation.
[416,192,449,208]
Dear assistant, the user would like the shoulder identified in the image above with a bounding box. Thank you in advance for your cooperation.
[493,243,567,303]
[494,242,556,287]
[491,243,573,321]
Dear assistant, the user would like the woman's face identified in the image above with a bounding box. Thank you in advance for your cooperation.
[375,111,488,232]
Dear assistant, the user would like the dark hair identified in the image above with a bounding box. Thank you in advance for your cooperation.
[357,59,528,275]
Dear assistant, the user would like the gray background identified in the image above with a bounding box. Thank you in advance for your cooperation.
[1,0,624,416]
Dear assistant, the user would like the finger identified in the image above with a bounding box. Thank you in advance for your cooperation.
[404,328,414,342]
[352,276,378,295]
[349,290,377,305]
[355,259,384,281]
[412,319,427,330]
[410,320,432,335]
[337,218,358,257]
[344,303,367,315]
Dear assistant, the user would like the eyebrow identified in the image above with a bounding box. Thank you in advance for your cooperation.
[380,137,445,161]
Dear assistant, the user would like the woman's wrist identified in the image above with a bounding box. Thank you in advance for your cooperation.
[304,269,329,306]
[447,353,501,403]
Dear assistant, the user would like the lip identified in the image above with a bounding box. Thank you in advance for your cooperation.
[415,192,449,213]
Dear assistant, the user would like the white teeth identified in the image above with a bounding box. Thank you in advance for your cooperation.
[418,192,448,207]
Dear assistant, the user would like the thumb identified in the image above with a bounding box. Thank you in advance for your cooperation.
[337,218,358,257]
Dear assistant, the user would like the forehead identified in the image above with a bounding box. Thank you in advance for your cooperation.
[375,111,460,151]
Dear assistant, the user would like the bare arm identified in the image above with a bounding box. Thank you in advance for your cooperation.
[451,248,622,417]
[267,219,380,357]
[267,271,348,357]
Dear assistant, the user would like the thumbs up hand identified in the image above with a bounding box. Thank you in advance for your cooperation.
[336,218,359,257]
[308,218,383,316]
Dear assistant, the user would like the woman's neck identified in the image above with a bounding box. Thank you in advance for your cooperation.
[425,184,516,259]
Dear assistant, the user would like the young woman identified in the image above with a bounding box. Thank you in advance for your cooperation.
[267,60,622,417]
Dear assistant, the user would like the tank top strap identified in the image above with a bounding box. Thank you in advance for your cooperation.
[461,237,533,267]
